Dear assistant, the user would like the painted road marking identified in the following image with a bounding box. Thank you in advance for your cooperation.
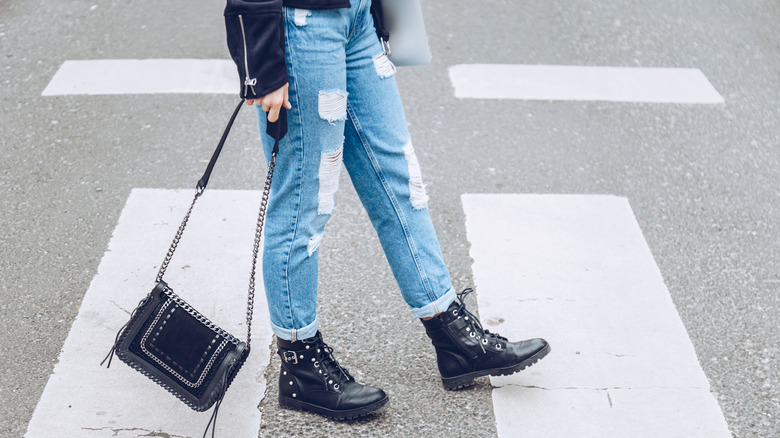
[43,60,725,104]
[41,59,236,96]
[25,189,273,438]
[461,194,731,437]
[449,64,724,103]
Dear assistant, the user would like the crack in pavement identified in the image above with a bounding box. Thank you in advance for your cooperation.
[109,299,131,316]
[81,426,192,438]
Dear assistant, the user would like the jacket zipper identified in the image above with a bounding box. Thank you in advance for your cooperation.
[238,15,257,97]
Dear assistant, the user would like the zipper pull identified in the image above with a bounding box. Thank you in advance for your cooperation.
[244,77,257,96]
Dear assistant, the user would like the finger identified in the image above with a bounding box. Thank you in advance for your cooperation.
[267,105,280,123]
[283,87,291,109]
[245,99,255,106]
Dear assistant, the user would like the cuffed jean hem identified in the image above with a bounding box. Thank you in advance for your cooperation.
[410,288,456,319]
[271,318,319,342]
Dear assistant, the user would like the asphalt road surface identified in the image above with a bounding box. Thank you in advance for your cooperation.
[1,0,778,437]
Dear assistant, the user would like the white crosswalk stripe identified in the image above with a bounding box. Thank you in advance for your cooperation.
[449,64,724,103]
[461,194,731,437]
[41,59,236,96]
[25,189,272,437]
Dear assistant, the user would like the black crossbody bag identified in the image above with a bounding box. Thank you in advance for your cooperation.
[102,101,286,437]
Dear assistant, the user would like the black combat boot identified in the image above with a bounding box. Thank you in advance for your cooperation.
[421,289,551,389]
[276,331,388,419]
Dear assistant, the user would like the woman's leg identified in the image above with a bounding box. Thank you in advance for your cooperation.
[341,1,456,318]
[341,2,550,390]
[257,2,388,419]
[257,6,352,342]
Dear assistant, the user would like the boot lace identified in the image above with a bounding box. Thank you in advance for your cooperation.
[455,288,508,353]
[305,336,353,390]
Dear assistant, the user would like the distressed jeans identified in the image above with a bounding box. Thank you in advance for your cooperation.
[256,0,454,341]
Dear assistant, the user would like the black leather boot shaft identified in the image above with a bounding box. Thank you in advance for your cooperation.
[276,332,388,419]
[421,289,550,389]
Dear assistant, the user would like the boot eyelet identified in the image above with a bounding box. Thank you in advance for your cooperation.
[333,384,339,390]
[311,358,316,362]
[482,339,488,344]
[452,310,459,316]
[328,380,333,385]
[314,361,319,367]
[496,344,502,350]
[319,370,323,374]
[464,316,469,321]
[469,332,476,338]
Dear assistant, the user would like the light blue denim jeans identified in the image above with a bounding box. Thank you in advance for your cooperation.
[256,0,455,341]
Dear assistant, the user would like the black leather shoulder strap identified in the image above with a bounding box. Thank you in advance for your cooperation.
[197,102,286,192]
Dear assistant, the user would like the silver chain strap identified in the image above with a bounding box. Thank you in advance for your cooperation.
[246,152,277,349]
[156,188,203,284]
[155,152,277,348]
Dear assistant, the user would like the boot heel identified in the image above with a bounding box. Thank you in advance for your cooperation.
[279,395,304,411]
[441,373,478,390]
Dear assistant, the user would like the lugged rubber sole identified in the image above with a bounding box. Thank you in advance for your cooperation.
[442,342,552,390]
[279,394,389,420]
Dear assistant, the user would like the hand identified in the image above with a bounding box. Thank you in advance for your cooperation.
[246,83,291,123]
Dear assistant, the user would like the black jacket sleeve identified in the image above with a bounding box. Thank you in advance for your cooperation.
[224,0,288,99]
[370,0,388,42]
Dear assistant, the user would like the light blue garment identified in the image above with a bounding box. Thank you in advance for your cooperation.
[257,0,454,341]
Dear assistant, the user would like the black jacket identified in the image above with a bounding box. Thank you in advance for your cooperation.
[224,0,381,99]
